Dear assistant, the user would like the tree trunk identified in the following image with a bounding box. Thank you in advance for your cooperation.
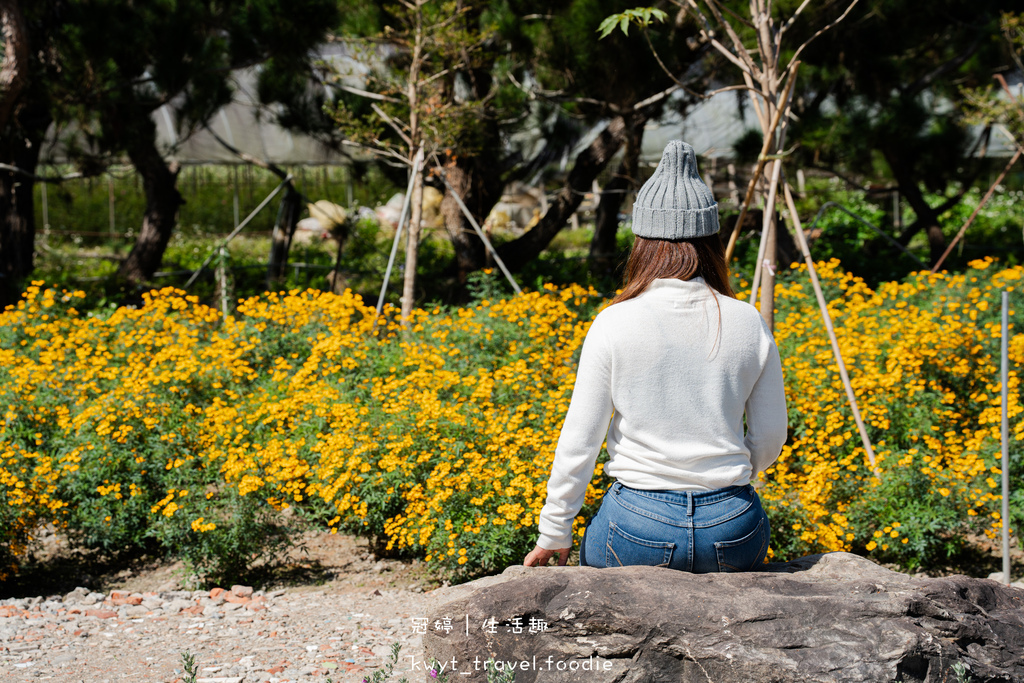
[590,113,647,276]
[440,156,502,283]
[266,185,301,286]
[885,151,947,265]
[0,122,43,308]
[118,127,183,285]
[491,116,628,273]
[401,158,425,321]
[0,0,29,131]
[759,210,776,333]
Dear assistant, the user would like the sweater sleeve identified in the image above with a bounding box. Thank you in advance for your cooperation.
[536,318,614,550]
[744,320,789,475]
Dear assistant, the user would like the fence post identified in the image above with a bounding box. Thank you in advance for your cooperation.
[232,165,240,229]
[108,173,116,235]
[40,176,49,231]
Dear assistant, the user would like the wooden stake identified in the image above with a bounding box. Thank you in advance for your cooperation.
[434,161,522,296]
[781,180,878,471]
[931,147,1021,273]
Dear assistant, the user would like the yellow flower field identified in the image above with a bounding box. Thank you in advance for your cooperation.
[0,257,1020,582]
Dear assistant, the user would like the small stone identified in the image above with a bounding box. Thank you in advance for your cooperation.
[166,599,193,613]
[210,587,227,599]
[83,609,117,619]
[231,585,253,598]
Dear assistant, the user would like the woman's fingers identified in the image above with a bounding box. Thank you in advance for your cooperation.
[523,546,571,567]
[523,546,550,566]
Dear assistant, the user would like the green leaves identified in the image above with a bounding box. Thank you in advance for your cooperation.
[596,7,668,39]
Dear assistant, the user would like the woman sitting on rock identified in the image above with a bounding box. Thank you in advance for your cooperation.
[523,140,788,573]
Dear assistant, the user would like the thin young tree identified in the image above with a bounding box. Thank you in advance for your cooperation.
[606,0,859,330]
[331,0,501,320]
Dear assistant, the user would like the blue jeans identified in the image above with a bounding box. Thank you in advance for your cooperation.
[579,481,770,573]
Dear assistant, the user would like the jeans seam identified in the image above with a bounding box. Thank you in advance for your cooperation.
[611,492,690,527]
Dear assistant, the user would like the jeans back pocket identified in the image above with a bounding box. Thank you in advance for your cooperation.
[714,515,768,572]
[605,521,675,568]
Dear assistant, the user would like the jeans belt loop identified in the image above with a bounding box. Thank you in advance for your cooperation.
[687,491,694,517]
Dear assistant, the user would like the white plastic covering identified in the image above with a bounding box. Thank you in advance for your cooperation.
[40,43,361,166]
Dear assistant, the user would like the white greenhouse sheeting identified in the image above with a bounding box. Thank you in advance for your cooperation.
[40,44,1018,168]
[40,43,361,166]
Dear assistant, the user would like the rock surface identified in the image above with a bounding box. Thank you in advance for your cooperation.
[423,552,1024,682]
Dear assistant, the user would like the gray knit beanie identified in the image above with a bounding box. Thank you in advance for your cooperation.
[631,140,719,239]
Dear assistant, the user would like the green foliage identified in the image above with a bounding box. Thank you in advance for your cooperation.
[596,7,668,39]
[180,650,199,683]
[962,13,1024,146]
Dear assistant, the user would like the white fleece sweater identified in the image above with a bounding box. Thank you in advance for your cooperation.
[536,276,789,550]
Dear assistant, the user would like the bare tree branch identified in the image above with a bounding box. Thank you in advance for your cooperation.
[337,84,404,104]
[785,0,861,79]
[0,163,87,183]
[371,103,414,148]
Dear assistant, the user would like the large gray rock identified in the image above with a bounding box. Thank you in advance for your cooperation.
[423,552,1024,682]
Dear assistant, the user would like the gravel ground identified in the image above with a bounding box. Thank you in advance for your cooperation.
[0,533,454,683]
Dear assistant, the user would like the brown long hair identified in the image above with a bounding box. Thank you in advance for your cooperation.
[612,233,736,304]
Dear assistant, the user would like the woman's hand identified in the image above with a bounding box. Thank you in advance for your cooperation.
[523,545,570,567]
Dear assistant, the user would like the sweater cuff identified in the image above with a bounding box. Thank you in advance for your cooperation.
[536,531,573,551]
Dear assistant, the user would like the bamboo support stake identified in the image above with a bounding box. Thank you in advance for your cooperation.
[781,180,878,471]
[724,65,799,263]
[931,147,1021,273]
[433,161,522,295]
[1001,290,1011,585]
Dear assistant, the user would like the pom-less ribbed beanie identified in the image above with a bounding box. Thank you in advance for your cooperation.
[632,140,719,239]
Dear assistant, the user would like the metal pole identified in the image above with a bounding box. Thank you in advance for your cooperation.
[218,246,230,320]
[184,176,291,289]
[376,149,422,317]
[1002,289,1011,585]
[781,181,878,471]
